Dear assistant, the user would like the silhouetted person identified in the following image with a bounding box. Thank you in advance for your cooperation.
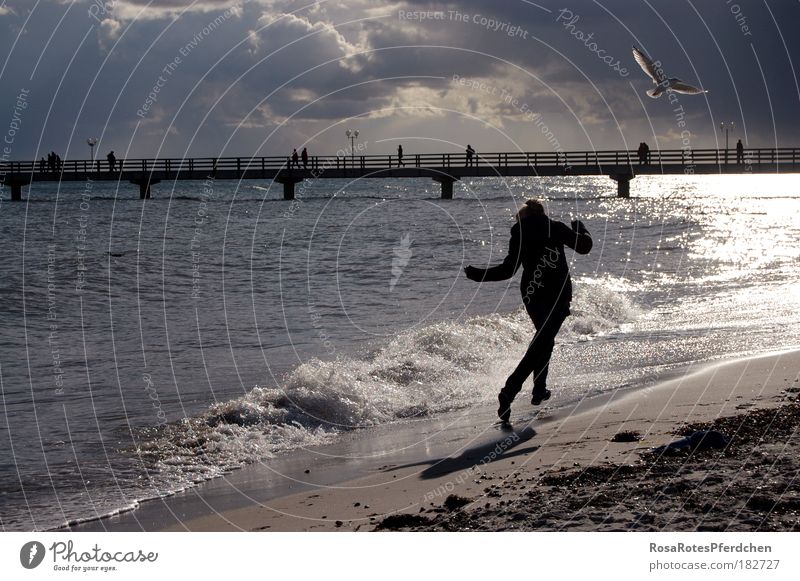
[55,154,62,171]
[107,150,116,172]
[464,199,593,424]
[637,142,649,165]
[643,142,650,164]
[397,144,404,167]
[291,148,299,168]
[466,144,475,167]
[301,147,308,169]
[48,152,55,172]
[736,139,744,164]
[39,157,46,172]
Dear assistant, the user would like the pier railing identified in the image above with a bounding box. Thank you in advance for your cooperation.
[3,147,798,176]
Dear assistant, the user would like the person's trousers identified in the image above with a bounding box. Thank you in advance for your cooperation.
[501,301,570,402]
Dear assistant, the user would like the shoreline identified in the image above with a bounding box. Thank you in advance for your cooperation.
[71,347,800,532]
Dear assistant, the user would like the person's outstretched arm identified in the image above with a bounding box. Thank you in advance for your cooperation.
[555,219,593,254]
[464,223,522,282]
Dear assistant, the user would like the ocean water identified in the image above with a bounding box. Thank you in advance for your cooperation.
[1,174,799,531]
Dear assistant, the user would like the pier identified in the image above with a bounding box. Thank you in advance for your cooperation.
[2,147,798,201]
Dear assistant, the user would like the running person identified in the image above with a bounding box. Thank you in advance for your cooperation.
[464,199,592,423]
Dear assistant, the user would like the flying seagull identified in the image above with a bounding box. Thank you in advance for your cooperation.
[632,46,707,98]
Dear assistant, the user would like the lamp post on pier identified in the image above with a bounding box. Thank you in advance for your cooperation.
[345,129,359,168]
[720,122,735,165]
[87,137,98,171]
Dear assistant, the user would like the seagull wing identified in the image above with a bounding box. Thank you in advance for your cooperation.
[669,80,707,94]
[632,47,664,84]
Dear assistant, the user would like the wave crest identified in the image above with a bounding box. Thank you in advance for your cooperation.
[135,277,639,488]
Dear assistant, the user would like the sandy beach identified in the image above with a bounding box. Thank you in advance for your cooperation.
[113,348,797,533]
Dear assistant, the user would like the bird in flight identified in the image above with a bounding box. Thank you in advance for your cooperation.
[632,46,707,98]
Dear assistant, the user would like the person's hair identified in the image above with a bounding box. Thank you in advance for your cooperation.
[515,199,545,221]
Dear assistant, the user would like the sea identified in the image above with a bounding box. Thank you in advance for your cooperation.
[1,173,799,531]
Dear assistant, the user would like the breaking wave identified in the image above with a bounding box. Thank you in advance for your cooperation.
[133,278,639,488]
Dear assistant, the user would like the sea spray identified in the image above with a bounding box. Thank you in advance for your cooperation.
[565,279,641,337]
[131,280,639,487]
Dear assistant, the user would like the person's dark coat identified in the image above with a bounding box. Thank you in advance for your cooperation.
[465,214,592,306]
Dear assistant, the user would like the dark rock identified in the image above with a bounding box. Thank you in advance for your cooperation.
[611,430,643,442]
[651,430,731,455]
[374,514,435,531]
[746,495,776,512]
[443,494,471,511]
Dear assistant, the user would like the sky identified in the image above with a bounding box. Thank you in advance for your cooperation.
[0,0,798,160]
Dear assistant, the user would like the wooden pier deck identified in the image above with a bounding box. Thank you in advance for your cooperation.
[2,147,798,200]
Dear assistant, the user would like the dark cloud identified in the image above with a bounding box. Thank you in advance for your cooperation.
[0,0,797,159]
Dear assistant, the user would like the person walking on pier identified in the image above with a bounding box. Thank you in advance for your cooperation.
[291,148,299,168]
[397,144,405,167]
[48,152,56,172]
[107,150,116,172]
[39,157,46,172]
[301,147,308,169]
[466,144,475,167]
[463,199,593,424]
[736,139,744,164]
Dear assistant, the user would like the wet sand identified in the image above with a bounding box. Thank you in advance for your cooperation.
[132,349,799,532]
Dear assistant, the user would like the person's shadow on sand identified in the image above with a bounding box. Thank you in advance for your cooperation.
[384,426,538,479]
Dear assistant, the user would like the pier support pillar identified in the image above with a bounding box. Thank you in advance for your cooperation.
[130,178,161,199]
[5,179,30,201]
[610,173,633,198]
[276,177,303,200]
[433,175,458,199]
[10,182,24,201]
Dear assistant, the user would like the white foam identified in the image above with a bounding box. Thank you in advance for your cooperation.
[564,279,641,338]
[140,278,639,488]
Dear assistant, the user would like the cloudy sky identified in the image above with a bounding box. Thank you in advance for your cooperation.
[1,0,798,160]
